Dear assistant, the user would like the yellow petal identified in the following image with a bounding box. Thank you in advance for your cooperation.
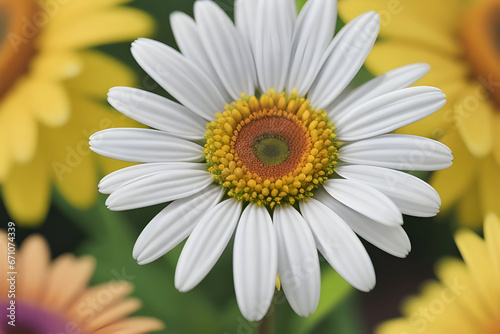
[396,104,449,139]
[338,0,465,36]
[41,7,154,49]
[493,113,500,166]
[479,157,500,220]
[72,94,140,175]
[454,83,494,157]
[27,79,71,127]
[2,147,50,226]
[455,228,500,314]
[402,281,475,333]
[339,0,461,55]
[430,131,476,212]
[3,89,38,164]
[375,319,417,334]
[456,183,483,229]
[397,81,466,139]
[42,95,99,209]
[382,18,460,55]
[0,117,12,181]
[484,213,500,298]
[99,156,137,177]
[359,40,470,140]
[435,258,490,327]
[17,235,50,302]
[31,52,82,80]
[65,51,136,98]
[365,42,469,86]
[43,0,133,24]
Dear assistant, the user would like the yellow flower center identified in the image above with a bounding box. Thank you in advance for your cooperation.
[461,0,500,106]
[0,0,39,99]
[204,89,339,208]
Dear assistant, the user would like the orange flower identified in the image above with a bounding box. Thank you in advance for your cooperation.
[0,231,164,333]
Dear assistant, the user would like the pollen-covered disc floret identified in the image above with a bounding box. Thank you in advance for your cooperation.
[204,89,339,208]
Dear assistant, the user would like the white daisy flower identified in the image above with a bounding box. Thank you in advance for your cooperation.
[90,0,452,321]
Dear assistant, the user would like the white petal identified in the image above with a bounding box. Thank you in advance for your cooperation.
[334,87,446,141]
[308,11,380,109]
[338,134,453,171]
[335,165,441,217]
[98,162,207,194]
[194,1,256,99]
[233,204,278,321]
[235,0,260,47]
[274,206,320,317]
[133,185,224,264]
[107,87,207,140]
[175,199,242,292]
[299,199,376,292]
[90,128,204,163]
[315,189,411,258]
[323,179,403,226]
[105,170,213,211]
[286,0,336,94]
[108,87,207,140]
[328,63,431,118]
[254,0,296,92]
[131,38,226,121]
[170,12,232,101]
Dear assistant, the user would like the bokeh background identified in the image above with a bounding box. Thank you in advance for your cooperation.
[1,0,487,333]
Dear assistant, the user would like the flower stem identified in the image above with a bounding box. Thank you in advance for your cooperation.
[258,313,275,334]
[258,296,276,334]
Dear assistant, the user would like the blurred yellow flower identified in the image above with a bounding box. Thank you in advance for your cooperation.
[0,231,164,332]
[338,0,500,228]
[0,0,154,225]
[375,213,500,333]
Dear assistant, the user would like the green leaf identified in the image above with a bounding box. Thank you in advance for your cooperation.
[296,0,308,12]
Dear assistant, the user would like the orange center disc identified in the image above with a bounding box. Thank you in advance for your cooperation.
[233,112,310,180]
